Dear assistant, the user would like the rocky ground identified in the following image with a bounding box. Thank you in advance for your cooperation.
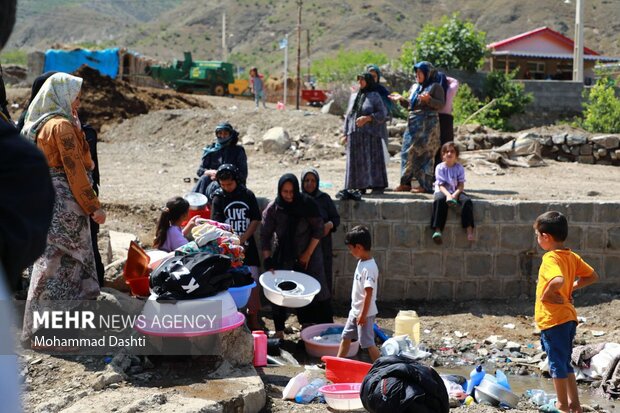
[6,81,620,412]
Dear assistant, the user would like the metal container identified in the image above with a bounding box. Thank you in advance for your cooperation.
[474,377,520,408]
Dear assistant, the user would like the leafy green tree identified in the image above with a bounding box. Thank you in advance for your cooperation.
[581,76,620,133]
[311,49,388,84]
[400,14,486,72]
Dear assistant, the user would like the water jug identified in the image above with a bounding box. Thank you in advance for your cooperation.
[465,365,485,395]
[252,330,267,367]
[394,310,420,344]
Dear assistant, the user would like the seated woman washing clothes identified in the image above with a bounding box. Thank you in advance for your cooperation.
[261,174,333,339]
[193,122,248,203]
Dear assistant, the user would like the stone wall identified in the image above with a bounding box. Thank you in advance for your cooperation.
[326,199,620,302]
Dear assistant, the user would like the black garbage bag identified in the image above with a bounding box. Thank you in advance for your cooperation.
[150,253,233,300]
[360,355,449,413]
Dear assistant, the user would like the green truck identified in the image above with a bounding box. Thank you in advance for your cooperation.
[146,52,236,96]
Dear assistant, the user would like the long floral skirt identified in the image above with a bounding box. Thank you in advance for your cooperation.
[21,169,99,343]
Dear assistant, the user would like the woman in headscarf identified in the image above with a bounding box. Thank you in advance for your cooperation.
[301,168,340,295]
[261,174,333,339]
[20,72,105,345]
[16,71,58,132]
[342,72,388,196]
[390,61,445,193]
[193,122,248,202]
[366,64,393,141]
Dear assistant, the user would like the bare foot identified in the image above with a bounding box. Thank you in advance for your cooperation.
[410,186,426,194]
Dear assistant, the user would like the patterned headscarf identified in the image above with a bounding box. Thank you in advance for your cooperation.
[21,72,82,142]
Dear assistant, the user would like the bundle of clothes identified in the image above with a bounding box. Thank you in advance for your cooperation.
[150,219,253,301]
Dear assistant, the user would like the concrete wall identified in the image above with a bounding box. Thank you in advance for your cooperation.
[327,199,620,302]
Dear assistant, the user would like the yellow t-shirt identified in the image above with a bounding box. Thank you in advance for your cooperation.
[535,249,594,331]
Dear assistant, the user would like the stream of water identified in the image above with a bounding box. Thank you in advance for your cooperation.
[439,366,619,410]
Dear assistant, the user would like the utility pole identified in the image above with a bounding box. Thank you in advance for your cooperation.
[306,29,310,83]
[295,0,302,110]
[283,34,288,106]
[222,12,227,62]
[572,0,584,82]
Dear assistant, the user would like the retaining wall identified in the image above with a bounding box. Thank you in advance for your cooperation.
[324,199,620,302]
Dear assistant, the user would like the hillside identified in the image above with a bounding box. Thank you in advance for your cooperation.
[4,0,620,75]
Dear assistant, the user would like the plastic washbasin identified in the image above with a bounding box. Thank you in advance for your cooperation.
[300,323,359,358]
[228,281,256,309]
[321,356,372,383]
[319,383,364,411]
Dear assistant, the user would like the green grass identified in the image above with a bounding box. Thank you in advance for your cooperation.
[0,49,27,65]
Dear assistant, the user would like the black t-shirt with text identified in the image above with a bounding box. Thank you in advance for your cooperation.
[211,187,261,266]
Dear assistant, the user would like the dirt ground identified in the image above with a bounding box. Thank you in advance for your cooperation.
[6,84,620,412]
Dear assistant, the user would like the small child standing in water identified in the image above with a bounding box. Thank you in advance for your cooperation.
[430,142,474,244]
[533,211,598,413]
[153,196,200,252]
[337,225,381,362]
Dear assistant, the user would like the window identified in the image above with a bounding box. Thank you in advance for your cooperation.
[527,61,546,79]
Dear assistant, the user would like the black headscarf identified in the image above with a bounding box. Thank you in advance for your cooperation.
[213,163,243,199]
[274,174,321,261]
[16,71,59,131]
[351,72,377,116]
[301,168,322,198]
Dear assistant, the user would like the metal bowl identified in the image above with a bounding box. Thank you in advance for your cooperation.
[475,377,520,408]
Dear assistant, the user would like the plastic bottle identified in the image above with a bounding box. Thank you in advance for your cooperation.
[525,389,550,406]
[252,330,267,367]
[294,378,326,404]
[465,365,486,395]
[495,369,511,390]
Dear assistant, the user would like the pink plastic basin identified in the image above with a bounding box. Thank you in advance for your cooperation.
[319,383,363,410]
[300,323,359,358]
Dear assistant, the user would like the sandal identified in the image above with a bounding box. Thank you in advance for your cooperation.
[432,231,443,245]
[410,186,427,194]
[394,184,411,192]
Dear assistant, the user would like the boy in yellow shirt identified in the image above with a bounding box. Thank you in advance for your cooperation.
[534,211,598,413]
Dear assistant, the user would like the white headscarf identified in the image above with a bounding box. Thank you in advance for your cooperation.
[21,72,82,142]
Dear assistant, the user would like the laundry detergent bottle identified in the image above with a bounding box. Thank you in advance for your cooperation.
[465,365,485,395]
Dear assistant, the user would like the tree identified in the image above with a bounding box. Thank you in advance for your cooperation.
[311,49,388,84]
[581,76,620,133]
[400,14,486,72]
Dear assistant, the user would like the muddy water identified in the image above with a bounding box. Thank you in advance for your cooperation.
[439,367,619,410]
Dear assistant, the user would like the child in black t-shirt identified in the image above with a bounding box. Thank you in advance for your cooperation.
[210,164,262,330]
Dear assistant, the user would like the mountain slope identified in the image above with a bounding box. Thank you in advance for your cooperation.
[6,0,619,74]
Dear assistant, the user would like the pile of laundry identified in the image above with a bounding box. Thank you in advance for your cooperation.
[176,219,245,267]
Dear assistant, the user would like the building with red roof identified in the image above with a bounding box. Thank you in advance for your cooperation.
[486,27,618,83]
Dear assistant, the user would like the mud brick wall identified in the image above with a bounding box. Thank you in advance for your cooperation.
[329,200,620,302]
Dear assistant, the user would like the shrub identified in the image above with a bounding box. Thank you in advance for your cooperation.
[581,76,620,133]
[477,70,533,131]
[452,71,532,131]
[453,83,482,125]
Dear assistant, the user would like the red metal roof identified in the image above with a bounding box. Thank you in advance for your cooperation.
[487,26,600,56]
